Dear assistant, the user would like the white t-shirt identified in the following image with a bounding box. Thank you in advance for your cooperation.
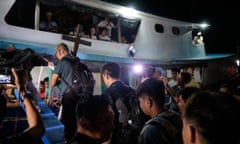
[98,20,115,36]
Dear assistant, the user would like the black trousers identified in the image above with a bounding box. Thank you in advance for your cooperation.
[61,94,79,143]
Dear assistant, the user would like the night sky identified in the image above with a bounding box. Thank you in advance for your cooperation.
[103,0,240,54]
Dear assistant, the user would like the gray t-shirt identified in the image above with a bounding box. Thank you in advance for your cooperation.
[53,55,75,93]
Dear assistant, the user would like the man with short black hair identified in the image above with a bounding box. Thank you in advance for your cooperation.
[102,62,133,126]
[101,62,148,144]
[69,94,114,144]
[136,78,183,144]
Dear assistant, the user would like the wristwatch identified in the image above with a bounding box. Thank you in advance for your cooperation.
[20,92,31,102]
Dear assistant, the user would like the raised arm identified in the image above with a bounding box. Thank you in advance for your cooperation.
[11,68,45,141]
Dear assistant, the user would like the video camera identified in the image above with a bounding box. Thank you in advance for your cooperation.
[0,66,14,84]
[0,65,23,84]
[0,48,34,84]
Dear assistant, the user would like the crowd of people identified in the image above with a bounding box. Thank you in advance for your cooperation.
[39,11,129,43]
[68,16,119,42]
[0,42,240,144]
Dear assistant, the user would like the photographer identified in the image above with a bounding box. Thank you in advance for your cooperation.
[1,48,48,112]
[0,68,45,144]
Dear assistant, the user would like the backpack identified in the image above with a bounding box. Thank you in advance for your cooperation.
[139,110,183,144]
[62,56,95,97]
[104,82,150,144]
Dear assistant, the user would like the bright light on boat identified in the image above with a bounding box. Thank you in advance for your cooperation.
[200,23,209,28]
[235,59,240,67]
[118,7,138,18]
[133,64,143,74]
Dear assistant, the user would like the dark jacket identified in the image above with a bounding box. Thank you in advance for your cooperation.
[138,110,183,144]
[103,81,149,144]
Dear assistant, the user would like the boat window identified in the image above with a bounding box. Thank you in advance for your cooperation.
[155,24,164,33]
[172,27,180,35]
[5,0,141,44]
[5,0,36,29]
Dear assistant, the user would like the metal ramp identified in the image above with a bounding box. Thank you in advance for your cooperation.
[38,100,65,144]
